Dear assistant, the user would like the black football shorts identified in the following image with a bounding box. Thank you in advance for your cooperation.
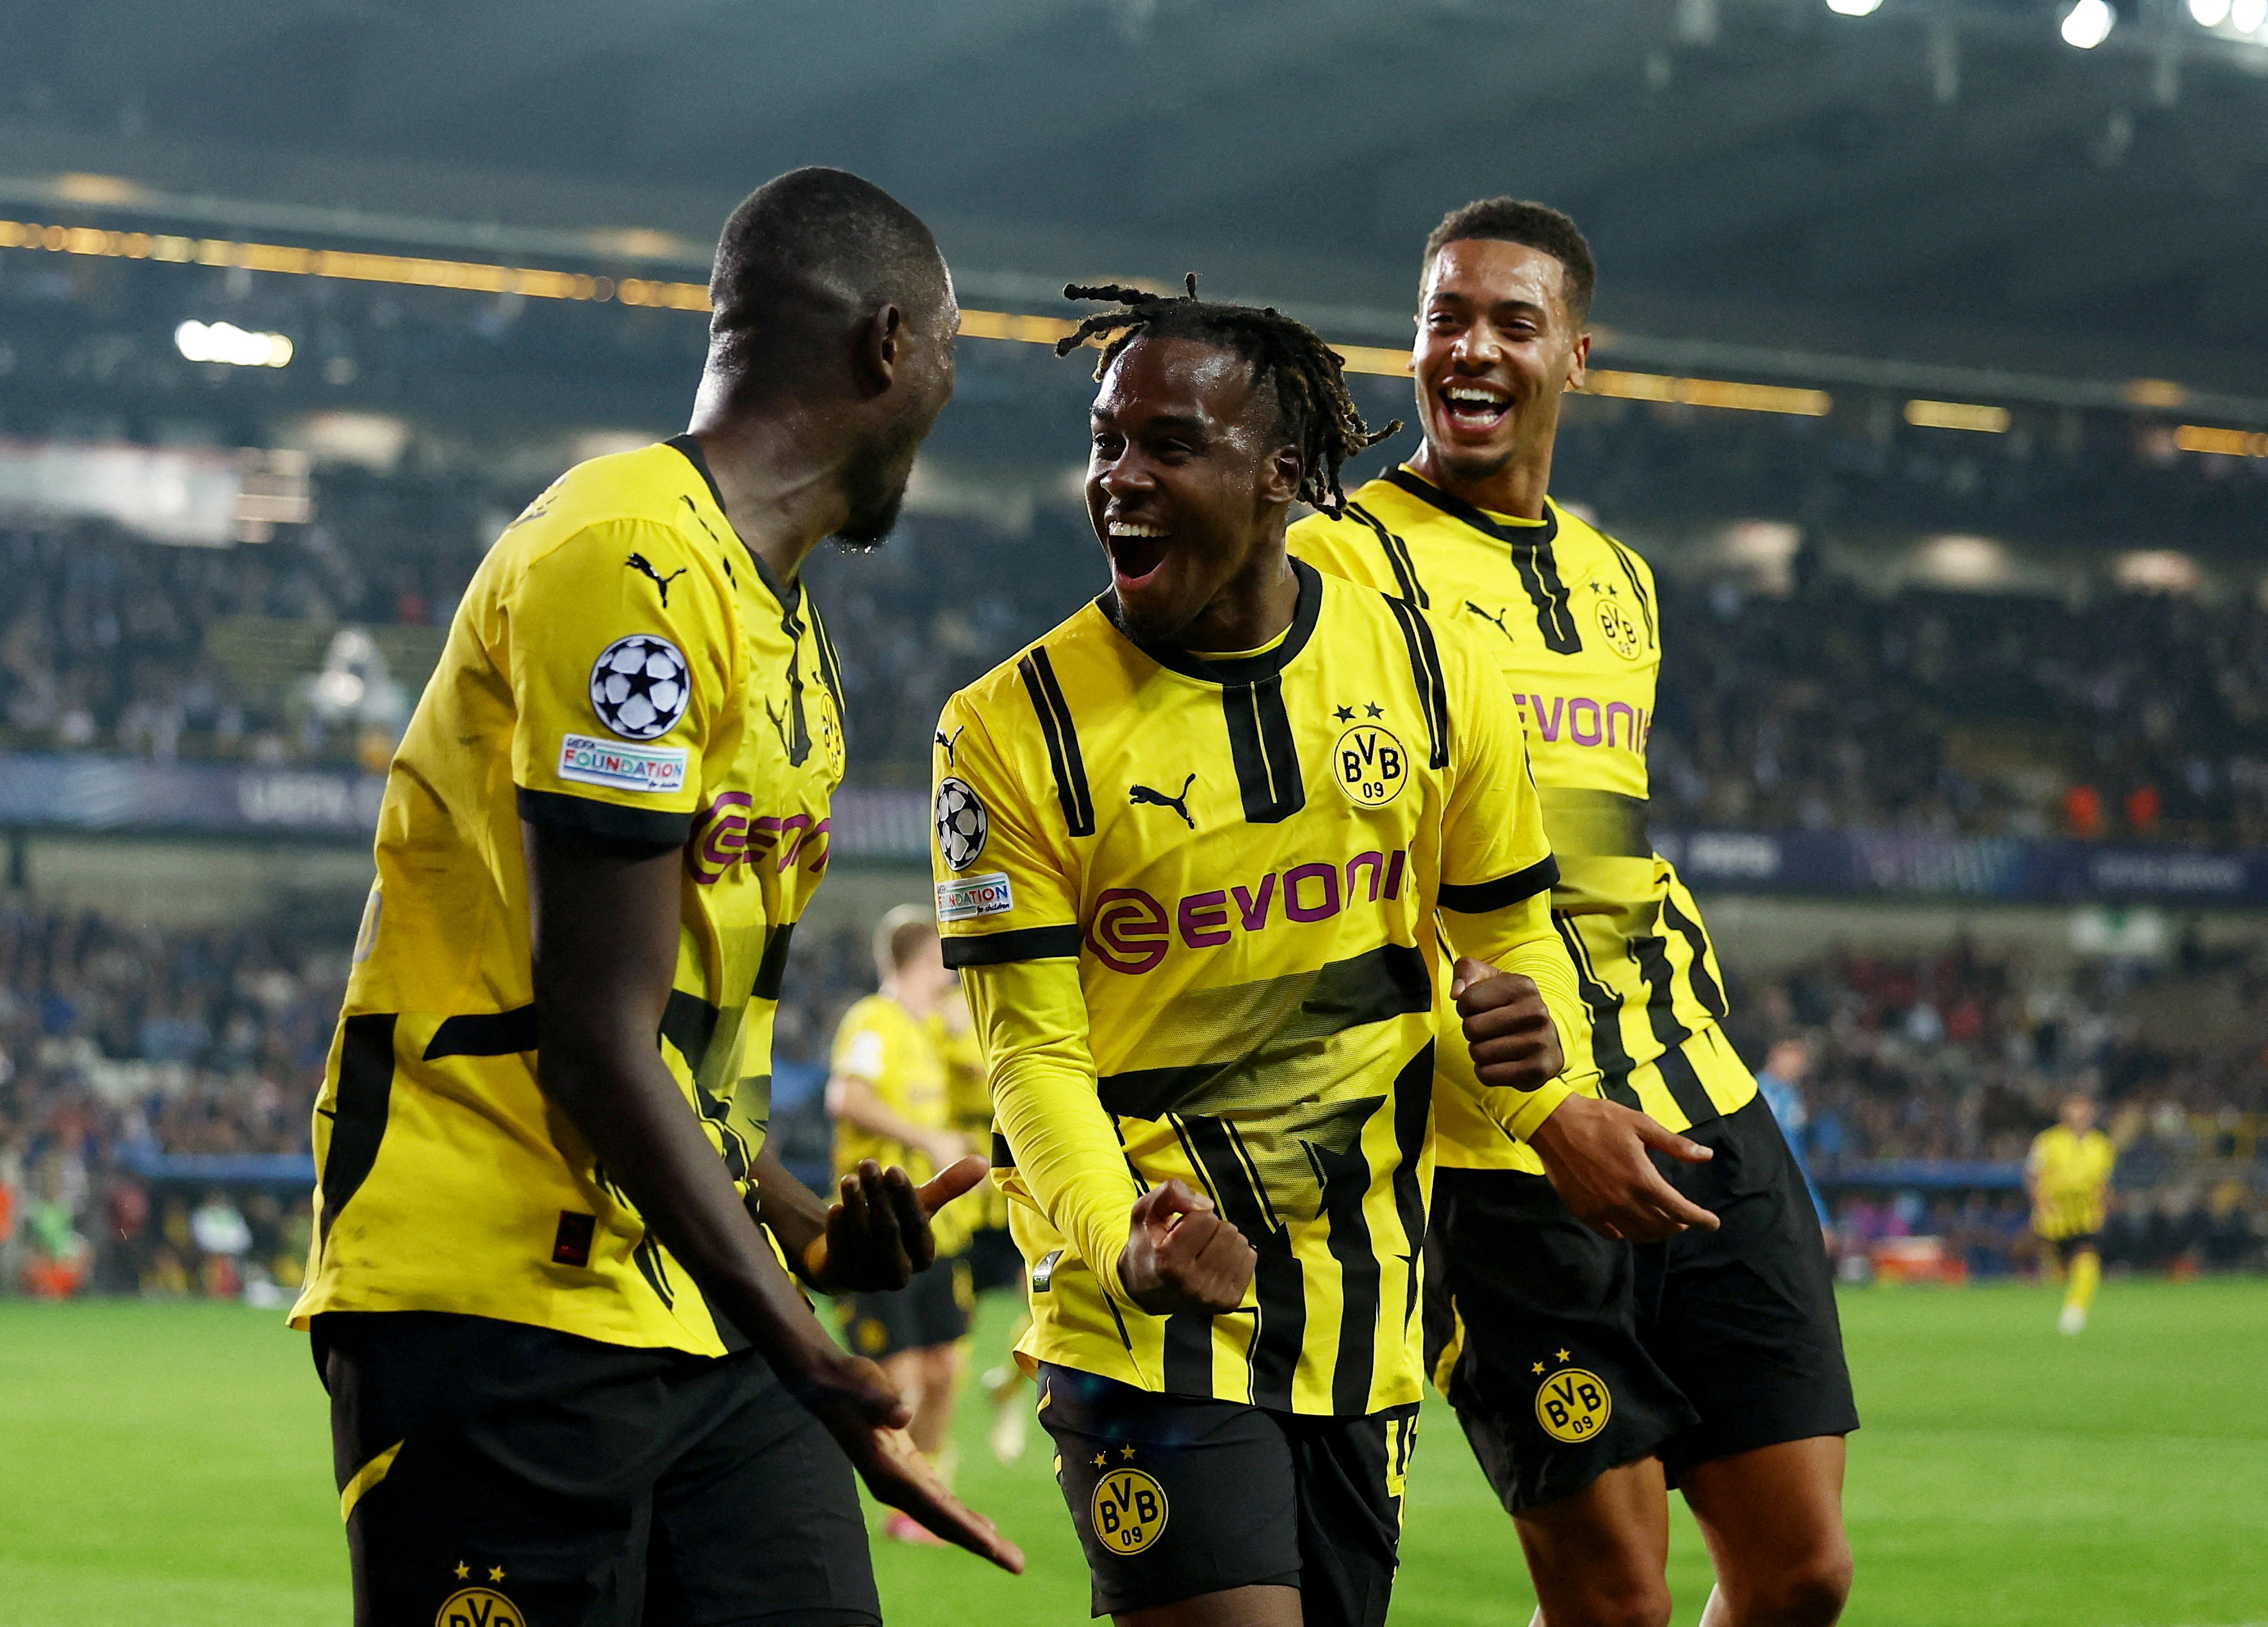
[315,1311,880,1627]
[1426,1090,1858,1510]
[836,1255,973,1361]
[1035,1363,1417,1625]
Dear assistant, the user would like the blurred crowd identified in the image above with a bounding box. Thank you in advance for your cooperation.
[3,890,2265,1300]
[9,478,2268,850]
[1723,936,2268,1278]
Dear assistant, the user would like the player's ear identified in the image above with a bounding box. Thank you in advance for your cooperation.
[856,303,904,395]
[1261,445,1302,507]
[1563,329,1590,395]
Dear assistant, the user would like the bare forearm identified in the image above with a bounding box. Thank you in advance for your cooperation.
[750,1141,827,1268]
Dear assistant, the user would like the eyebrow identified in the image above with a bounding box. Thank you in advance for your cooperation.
[1091,409,1210,433]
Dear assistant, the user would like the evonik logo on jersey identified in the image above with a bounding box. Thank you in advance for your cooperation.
[1513,692,1650,752]
[1086,847,1409,974]
[687,790,830,885]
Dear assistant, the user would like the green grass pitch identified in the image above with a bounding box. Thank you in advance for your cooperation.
[1,1280,2262,1625]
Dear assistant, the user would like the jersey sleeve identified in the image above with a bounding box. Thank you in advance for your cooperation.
[505,518,732,847]
[1433,624,1600,1139]
[832,1012,889,1088]
[930,689,1081,969]
[932,687,1137,1301]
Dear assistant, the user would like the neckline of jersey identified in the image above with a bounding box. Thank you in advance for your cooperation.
[1383,465,1560,550]
[1103,556,1325,686]
[663,434,803,614]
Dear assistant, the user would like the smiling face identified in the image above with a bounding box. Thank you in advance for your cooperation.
[1086,334,1302,647]
[1412,237,1588,493]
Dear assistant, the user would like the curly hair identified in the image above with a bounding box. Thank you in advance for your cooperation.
[1055,275,1398,517]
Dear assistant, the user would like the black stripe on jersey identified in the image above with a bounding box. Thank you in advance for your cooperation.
[1383,597,1452,770]
[1382,468,1582,653]
[1438,855,1560,915]
[692,1074,752,1182]
[752,922,796,1002]
[1552,915,1643,1111]
[1162,1313,1214,1396]
[1124,559,1325,685]
[1172,1113,1302,1409]
[807,600,846,716]
[1652,1043,1720,1129]
[990,1131,1014,1169]
[1222,674,1307,824]
[318,1014,397,1246]
[1017,648,1097,837]
[1311,1131,1381,1414]
[1602,536,1657,648]
[777,607,814,769]
[1347,500,1429,609]
[659,989,722,1077]
[423,1006,537,1059]
[941,924,1083,968]
[1660,894,1729,1022]
[632,1232,677,1309]
[1094,943,1431,1121]
[516,786,693,850]
[1388,1042,1431,1336]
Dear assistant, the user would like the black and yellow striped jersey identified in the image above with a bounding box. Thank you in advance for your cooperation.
[1292,466,1756,1170]
[931,559,1597,1416]
[291,437,844,1357]
[2028,1126,2114,1239]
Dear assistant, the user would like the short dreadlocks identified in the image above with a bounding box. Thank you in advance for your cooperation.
[1054,275,1398,518]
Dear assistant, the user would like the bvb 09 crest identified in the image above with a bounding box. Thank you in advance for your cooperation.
[1091,1466,1169,1553]
[1534,1366,1613,1444]
[1333,722,1408,808]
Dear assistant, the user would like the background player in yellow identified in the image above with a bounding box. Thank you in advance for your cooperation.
[292,168,1019,1623]
[828,905,978,1539]
[1292,201,1855,1627]
[933,281,1714,1627]
[2028,1093,2116,1334]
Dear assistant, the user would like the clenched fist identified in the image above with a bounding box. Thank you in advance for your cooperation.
[1451,958,1566,1092]
[1115,1178,1256,1317]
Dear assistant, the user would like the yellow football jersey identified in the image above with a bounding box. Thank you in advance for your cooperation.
[933,560,1596,1416]
[2028,1125,2115,1239]
[928,1002,1012,1234]
[1292,467,1755,1171]
[831,993,970,1257]
[291,437,845,1356]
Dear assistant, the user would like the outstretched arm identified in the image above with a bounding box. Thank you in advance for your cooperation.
[524,821,1020,1573]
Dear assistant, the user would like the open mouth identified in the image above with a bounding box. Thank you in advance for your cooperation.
[1439,383,1513,434]
[1105,522,1170,588]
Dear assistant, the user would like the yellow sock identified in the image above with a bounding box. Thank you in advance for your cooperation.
[2066,1248,2101,1315]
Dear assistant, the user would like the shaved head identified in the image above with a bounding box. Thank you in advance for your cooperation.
[707,167,952,383]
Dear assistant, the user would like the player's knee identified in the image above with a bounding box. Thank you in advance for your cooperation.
[1754,1539,1852,1626]
[1557,1574,1672,1627]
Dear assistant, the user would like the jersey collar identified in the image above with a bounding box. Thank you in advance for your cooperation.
[664,433,803,613]
[1106,556,1325,686]
[1383,465,1560,550]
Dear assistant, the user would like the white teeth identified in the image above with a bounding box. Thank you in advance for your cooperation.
[1446,388,1507,407]
[1110,523,1166,537]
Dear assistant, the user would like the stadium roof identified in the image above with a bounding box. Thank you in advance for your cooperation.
[3,0,2267,394]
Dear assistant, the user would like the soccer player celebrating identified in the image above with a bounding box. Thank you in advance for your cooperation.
[828,905,978,1537]
[930,281,1713,1627]
[291,168,1020,1625]
[2027,1093,2115,1334]
[1291,201,1858,1627]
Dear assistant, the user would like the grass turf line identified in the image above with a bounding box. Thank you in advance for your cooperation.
[0,1280,2262,1624]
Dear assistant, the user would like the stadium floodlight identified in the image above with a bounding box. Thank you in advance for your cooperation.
[2061,0,2115,47]
[175,319,293,367]
[2231,0,2266,31]
[2188,0,2230,26]
[1825,0,1885,15]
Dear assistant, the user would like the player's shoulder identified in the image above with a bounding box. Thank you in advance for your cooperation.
[1552,499,1655,587]
[489,443,720,578]
[941,596,1120,730]
[836,992,905,1040]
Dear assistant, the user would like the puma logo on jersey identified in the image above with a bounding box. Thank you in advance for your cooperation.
[626,552,687,606]
[1465,600,1516,642]
[1128,774,1197,829]
[935,726,965,765]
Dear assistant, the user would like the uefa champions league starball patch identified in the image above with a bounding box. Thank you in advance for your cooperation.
[934,776,988,871]
[588,634,690,740]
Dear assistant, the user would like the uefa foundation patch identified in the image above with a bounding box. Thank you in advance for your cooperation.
[556,734,687,794]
